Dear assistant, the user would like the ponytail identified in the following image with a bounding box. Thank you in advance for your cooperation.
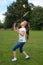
[25,23,30,40]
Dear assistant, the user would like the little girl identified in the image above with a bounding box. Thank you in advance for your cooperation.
[12,21,30,62]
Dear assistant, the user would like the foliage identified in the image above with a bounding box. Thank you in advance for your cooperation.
[4,0,43,30]
[4,0,31,28]
[0,23,4,28]
[30,6,43,30]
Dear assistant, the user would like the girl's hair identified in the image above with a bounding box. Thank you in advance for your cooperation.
[25,22,30,40]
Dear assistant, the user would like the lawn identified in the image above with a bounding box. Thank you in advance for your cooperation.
[0,30,43,65]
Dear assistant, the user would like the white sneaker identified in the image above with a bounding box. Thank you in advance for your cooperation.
[11,58,17,62]
[25,55,30,59]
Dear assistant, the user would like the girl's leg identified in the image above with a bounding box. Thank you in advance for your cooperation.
[12,51,17,62]
[13,51,16,58]
[19,42,30,59]
[22,51,30,59]
[22,51,28,56]
[12,42,22,61]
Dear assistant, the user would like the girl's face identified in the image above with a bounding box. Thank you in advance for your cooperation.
[20,21,27,27]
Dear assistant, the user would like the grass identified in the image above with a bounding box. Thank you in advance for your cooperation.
[0,30,43,65]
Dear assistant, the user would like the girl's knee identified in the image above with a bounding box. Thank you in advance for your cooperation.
[12,43,20,51]
[12,47,16,51]
[19,48,23,53]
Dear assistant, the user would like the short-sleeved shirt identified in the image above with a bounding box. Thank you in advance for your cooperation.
[19,27,26,42]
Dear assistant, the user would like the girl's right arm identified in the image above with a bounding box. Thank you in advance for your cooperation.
[14,23,24,36]
[14,23,19,32]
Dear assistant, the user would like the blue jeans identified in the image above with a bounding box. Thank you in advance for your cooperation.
[12,42,25,53]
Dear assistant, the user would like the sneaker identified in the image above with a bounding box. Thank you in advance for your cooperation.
[25,55,30,59]
[11,58,17,62]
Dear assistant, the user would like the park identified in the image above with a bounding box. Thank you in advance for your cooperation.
[0,0,43,65]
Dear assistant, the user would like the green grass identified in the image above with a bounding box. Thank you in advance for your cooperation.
[0,30,43,65]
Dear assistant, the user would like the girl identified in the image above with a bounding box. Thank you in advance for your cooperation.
[12,21,30,62]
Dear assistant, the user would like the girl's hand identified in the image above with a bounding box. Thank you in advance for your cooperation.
[15,27,19,32]
[15,30,19,32]
[14,23,16,26]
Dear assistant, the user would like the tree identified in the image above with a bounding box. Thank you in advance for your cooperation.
[4,0,31,28]
[30,6,43,30]
[0,21,4,28]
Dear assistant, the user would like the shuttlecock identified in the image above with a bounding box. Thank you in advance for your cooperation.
[23,4,26,8]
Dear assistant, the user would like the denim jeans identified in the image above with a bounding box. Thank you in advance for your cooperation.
[12,42,25,53]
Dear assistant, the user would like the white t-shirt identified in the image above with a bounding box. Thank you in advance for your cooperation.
[19,27,26,42]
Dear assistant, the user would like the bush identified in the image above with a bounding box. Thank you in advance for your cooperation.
[0,23,4,29]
